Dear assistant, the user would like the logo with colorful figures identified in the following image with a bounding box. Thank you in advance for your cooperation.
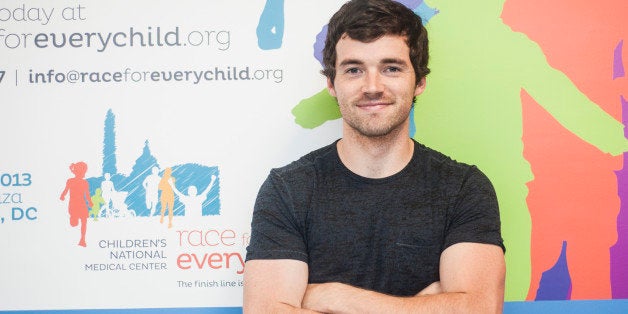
[60,109,221,247]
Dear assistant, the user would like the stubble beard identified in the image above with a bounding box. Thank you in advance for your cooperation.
[343,102,411,138]
[342,95,410,138]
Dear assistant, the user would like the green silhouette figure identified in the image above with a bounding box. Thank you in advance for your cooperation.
[292,0,628,300]
[90,188,106,221]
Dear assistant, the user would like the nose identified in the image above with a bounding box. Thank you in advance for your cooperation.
[362,71,384,96]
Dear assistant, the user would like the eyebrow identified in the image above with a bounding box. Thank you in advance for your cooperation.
[381,58,408,66]
[337,58,409,67]
[338,58,364,67]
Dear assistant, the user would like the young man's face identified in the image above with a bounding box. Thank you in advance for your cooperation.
[328,34,426,138]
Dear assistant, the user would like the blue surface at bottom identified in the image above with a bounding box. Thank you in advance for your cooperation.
[0,308,241,314]
[505,300,628,313]
[3,300,628,313]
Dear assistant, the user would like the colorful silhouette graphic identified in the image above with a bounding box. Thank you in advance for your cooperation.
[503,0,628,300]
[521,89,618,300]
[81,110,221,220]
[89,188,105,221]
[59,110,220,244]
[169,175,217,218]
[60,162,93,247]
[535,241,572,300]
[159,167,176,228]
[291,0,628,300]
[257,0,285,50]
[406,0,625,300]
[611,36,628,301]
[143,166,161,217]
[614,94,628,299]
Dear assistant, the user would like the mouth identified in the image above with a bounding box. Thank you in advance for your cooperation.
[356,102,392,111]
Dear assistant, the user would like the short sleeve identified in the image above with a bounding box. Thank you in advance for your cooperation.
[245,170,309,262]
[444,166,505,252]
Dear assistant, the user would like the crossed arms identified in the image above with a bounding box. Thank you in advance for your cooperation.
[243,242,505,313]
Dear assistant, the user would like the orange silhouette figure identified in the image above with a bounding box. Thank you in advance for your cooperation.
[503,0,626,300]
[60,162,93,247]
[522,91,619,300]
[158,167,175,228]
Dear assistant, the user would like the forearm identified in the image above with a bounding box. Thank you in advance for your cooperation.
[244,301,322,314]
[243,260,322,314]
[304,282,502,314]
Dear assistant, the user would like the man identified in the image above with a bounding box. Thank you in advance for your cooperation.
[244,0,505,312]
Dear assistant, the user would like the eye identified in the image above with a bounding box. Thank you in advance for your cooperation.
[345,67,362,75]
[384,66,402,73]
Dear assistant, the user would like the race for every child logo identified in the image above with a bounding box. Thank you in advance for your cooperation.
[59,109,221,247]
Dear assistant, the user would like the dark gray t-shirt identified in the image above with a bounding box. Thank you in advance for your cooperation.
[246,140,504,296]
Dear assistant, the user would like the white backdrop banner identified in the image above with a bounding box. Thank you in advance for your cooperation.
[0,0,340,311]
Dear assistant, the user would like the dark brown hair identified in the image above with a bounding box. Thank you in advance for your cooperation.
[322,0,430,85]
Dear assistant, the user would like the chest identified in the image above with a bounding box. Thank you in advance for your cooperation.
[306,183,449,251]
[304,180,450,294]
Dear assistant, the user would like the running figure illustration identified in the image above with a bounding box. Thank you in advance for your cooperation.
[60,162,93,247]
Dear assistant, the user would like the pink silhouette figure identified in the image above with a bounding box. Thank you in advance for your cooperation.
[60,162,93,247]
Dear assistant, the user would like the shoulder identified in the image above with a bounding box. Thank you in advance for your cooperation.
[269,142,337,183]
[256,142,338,212]
[412,140,492,192]
[413,141,475,175]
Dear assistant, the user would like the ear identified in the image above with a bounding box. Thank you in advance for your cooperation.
[414,77,427,97]
[327,77,337,97]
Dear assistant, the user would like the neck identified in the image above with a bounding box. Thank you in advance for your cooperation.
[338,125,414,179]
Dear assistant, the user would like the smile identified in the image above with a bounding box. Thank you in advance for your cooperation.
[357,102,392,110]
